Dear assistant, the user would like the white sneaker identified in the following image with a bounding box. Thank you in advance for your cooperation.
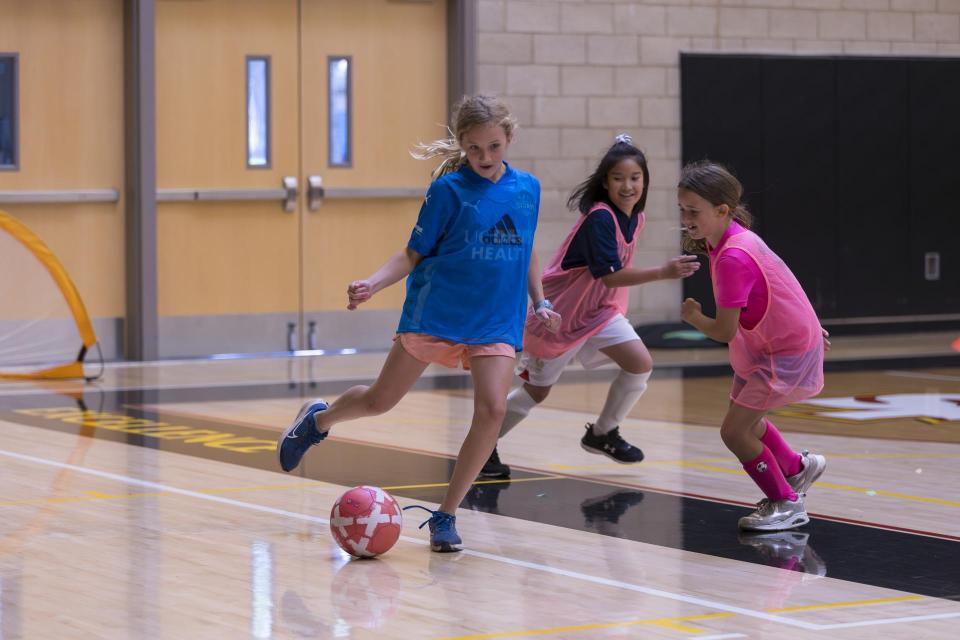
[787,451,826,496]
[738,496,809,531]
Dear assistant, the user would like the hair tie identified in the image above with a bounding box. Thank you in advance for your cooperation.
[614,133,633,146]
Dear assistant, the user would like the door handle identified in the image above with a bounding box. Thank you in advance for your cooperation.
[308,175,324,211]
[156,177,298,212]
[283,176,297,212]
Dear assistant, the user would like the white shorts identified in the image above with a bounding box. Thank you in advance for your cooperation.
[517,314,641,387]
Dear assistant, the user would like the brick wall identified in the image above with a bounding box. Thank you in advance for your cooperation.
[475,0,960,323]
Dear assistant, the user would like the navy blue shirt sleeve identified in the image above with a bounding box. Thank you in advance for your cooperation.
[583,212,623,278]
[559,210,622,279]
[408,181,456,256]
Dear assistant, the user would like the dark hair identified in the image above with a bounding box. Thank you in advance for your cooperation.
[678,161,753,254]
[567,136,649,216]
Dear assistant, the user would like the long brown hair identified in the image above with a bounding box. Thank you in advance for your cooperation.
[678,161,753,254]
[567,133,649,216]
[411,94,518,179]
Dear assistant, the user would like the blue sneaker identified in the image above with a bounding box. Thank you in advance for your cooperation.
[277,399,329,472]
[404,505,462,552]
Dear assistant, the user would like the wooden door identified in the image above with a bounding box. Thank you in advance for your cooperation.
[155,0,301,357]
[298,0,447,351]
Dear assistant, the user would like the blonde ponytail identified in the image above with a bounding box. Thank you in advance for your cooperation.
[412,94,518,180]
[411,130,467,179]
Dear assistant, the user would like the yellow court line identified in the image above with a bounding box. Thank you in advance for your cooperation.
[380,476,566,491]
[1,476,566,507]
[660,460,960,507]
[814,453,960,460]
[203,476,565,494]
[437,596,932,640]
[435,613,734,640]
[769,595,925,613]
[814,483,960,507]
[0,490,168,506]
[204,482,327,493]
[688,453,960,462]
[549,452,960,472]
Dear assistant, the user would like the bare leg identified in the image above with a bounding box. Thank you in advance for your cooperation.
[440,354,515,514]
[725,403,808,529]
[720,402,767,462]
[314,340,429,432]
[723,401,799,506]
[599,339,653,375]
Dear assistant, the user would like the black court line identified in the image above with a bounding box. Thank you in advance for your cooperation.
[1,382,958,601]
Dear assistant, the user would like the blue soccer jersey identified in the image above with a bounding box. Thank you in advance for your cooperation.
[399,163,540,350]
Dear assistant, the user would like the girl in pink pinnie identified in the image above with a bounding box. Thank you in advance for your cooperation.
[481,134,699,478]
[678,161,829,531]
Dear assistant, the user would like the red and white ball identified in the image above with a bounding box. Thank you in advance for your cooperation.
[329,485,403,558]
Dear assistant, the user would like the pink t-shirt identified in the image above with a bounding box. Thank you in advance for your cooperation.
[709,221,768,330]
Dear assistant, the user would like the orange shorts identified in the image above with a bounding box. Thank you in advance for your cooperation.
[396,333,515,370]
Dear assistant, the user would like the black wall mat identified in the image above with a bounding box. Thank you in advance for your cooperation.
[679,53,960,322]
[835,58,910,317]
[680,55,764,319]
[909,60,960,314]
[761,57,837,316]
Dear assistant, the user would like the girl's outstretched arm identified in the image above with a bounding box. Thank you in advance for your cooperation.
[347,247,423,310]
[600,255,699,288]
[527,249,561,332]
[527,248,546,306]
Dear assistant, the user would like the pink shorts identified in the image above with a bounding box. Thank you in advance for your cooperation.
[396,333,515,370]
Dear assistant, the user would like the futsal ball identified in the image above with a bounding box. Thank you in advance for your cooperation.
[329,485,403,558]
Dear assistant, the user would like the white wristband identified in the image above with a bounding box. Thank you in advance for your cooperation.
[535,299,554,313]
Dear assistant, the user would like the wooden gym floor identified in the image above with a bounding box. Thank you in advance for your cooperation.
[0,331,958,638]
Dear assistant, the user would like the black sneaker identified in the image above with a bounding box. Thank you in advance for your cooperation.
[580,424,644,463]
[478,445,511,479]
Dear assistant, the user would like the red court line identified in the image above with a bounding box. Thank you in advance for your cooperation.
[498,468,960,543]
[131,404,960,543]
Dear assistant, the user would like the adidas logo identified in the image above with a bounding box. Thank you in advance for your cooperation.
[469,214,524,261]
[480,214,522,246]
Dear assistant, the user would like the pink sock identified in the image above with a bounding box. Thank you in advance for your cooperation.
[743,446,798,502]
[759,419,803,477]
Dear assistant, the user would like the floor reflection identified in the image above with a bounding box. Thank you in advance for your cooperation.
[738,531,827,577]
[329,557,402,632]
[580,490,646,538]
[280,590,329,639]
[464,481,511,514]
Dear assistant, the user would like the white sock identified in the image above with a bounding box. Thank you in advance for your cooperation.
[594,370,651,434]
[499,386,540,438]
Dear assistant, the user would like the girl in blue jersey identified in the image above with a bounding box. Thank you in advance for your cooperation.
[277,94,559,552]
